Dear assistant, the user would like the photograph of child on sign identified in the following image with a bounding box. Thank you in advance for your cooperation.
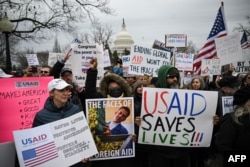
[87,97,135,161]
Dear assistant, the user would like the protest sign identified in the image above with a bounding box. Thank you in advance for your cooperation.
[26,54,39,66]
[128,45,172,77]
[222,96,234,116]
[165,34,187,47]
[175,53,194,71]
[215,33,243,66]
[103,49,111,67]
[0,77,52,143]
[13,112,97,167]
[138,88,218,147]
[86,97,135,161]
[201,59,221,76]
[122,55,133,77]
[70,43,104,87]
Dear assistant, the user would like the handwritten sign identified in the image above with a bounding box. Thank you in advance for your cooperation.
[26,54,39,66]
[175,53,194,71]
[103,49,111,67]
[13,112,98,167]
[70,43,104,87]
[165,34,187,47]
[201,59,221,76]
[0,77,52,143]
[86,97,135,161]
[122,55,133,77]
[138,88,218,147]
[128,45,172,77]
[215,33,243,65]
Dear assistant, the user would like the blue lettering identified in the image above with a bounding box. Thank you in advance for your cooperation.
[190,93,206,116]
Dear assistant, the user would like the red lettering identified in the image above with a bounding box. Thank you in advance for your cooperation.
[143,91,169,114]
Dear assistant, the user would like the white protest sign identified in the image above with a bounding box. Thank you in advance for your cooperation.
[138,88,218,147]
[13,112,98,167]
[63,38,82,54]
[122,55,134,77]
[26,54,39,66]
[48,53,71,68]
[69,43,104,87]
[215,33,243,65]
[175,53,194,71]
[222,96,234,116]
[165,34,187,47]
[128,45,172,77]
[201,59,221,76]
[103,49,111,67]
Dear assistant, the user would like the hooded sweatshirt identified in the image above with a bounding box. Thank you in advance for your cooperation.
[157,65,180,88]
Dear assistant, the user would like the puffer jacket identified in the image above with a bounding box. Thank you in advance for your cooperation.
[32,97,82,127]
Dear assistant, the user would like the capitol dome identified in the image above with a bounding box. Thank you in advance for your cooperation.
[112,19,134,57]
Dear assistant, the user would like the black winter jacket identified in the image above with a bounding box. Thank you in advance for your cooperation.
[216,112,250,152]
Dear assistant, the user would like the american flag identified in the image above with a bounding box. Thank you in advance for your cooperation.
[241,31,250,49]
[22,141,58,167]
[193,6,227,75]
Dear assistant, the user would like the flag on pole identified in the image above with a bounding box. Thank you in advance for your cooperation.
[241,31,250,49]
[193,5,227,75]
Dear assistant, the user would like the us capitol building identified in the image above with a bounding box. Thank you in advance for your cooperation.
[112,19,134,57]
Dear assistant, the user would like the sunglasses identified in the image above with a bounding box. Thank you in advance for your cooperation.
[41,71,49,74]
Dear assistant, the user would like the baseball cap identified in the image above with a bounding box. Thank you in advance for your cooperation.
[60,68,72,76]
[48,79,73,92]
[0,68,13,78]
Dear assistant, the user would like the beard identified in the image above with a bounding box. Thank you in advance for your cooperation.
[169,82,179,89]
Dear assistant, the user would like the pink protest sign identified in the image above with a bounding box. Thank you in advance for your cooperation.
[0,77,53,143]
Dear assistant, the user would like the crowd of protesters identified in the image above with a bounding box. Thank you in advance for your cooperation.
[1,49,250,167]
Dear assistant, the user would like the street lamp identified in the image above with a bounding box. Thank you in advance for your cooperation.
[0,12,14,73]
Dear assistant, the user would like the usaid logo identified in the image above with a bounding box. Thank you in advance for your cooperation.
[16,81,39,88]
[22,134,47,145]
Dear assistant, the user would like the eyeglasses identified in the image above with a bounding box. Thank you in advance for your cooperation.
[41,71,49,74]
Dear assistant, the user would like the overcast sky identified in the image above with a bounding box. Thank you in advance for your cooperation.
[22,0,250,51]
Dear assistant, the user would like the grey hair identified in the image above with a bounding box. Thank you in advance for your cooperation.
[233,103,250,124]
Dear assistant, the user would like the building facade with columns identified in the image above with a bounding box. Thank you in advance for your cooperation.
[112,19,134,58]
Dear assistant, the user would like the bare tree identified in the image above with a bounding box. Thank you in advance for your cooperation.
[233,16,250,35]
[90,19,113,44]
[0,0,115,41]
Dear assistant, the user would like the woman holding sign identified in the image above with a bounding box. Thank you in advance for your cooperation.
[32,79,89,167]
[85,58,135,167]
